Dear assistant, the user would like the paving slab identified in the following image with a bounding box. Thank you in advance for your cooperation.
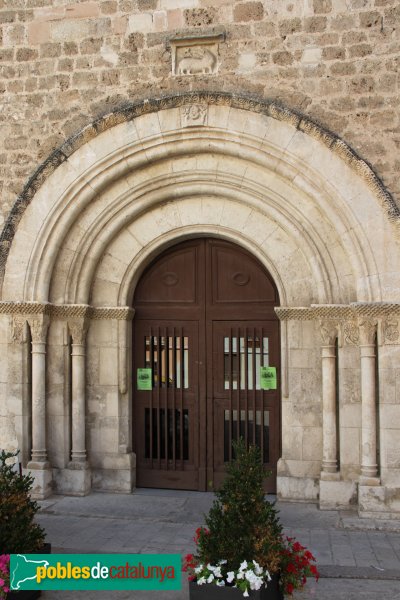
[32,489,400,599]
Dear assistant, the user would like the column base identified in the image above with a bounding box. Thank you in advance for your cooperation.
[25,464,53,499]
[319,478,357,510]
[53,464,92,496]
[359,475,380,487]
[277,475,319,502]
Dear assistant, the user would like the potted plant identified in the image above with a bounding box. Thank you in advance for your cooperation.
[0,450,50,599]
[184,440,319,598]
[0,554,10,600]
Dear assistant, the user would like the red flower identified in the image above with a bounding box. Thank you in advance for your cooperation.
[183,553,196,572]
[293,541,303,552]
[286,582,294,595]
[286,563,297,574]
[310,565,320,581]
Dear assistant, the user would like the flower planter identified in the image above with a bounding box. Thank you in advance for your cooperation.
[7,590,41,600]
[189,574,283,600]
[7,543,51,600]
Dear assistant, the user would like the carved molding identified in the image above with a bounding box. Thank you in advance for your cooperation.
[0,302,51,315]
[320,320,338,346]
[0,302,134,321]
[90,307,134,321]
[276,303,400,322]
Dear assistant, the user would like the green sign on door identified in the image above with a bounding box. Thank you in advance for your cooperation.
[137,368,152,390]
[260,366,277,390]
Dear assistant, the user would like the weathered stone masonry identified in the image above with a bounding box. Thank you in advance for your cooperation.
[0,1,400,518]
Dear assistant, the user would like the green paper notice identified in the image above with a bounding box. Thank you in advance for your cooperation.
[137,368,152,390]
[260,366,277,390]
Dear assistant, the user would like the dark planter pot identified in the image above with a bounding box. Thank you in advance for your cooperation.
[189,574,283,600]
[7,543,51,600]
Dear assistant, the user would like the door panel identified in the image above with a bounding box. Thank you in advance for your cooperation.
[134,320,200,490]
[133,239,280,492]
[209,322,280,493]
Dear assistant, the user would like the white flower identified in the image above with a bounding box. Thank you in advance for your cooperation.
[243,591,249,598]
[252,561,263,575]
[237,571,244,579]
[194,565,203,574]
[197,577,206,586]
[239,560,248,571]
[207,573,215,583]
[227,571,235,583]
[216,580,226,587]
[219,559,227,565]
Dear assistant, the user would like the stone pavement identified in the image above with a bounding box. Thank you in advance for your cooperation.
[35,489,400,599]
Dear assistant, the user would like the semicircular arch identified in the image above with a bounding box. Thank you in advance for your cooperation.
[2,94,399,308]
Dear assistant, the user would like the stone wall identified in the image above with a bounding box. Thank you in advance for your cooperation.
[0,0,399,228]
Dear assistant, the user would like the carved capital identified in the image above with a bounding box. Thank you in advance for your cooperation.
[382,319,399,345]
[342,321,359,346]
[320,320,338,346]
[68,318,89,345]
[28,315,50,344]
[10,315,27,343]
[359,319,377,346]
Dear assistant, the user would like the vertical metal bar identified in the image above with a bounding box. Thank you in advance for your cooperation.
[252,327,257,447]
[156,329,161,469]
[180,329,184,469]
[163,328,168,466]
[172,329,176,469]
[244,329,249,448]
[260,328,265,463]
[229,329,233,462]
[235,327,240,444]
[149,330,154,465]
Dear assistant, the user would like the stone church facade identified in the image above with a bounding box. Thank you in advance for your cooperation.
[0,0,400,518]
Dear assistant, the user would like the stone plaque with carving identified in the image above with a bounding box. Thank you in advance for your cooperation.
[181,104,208,127]
[170,33,224,77]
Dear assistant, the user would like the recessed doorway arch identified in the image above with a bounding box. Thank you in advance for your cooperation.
[133,237,280,492]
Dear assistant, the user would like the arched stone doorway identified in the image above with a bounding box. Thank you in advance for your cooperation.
[0,93,399,517]
[133,238,280,492]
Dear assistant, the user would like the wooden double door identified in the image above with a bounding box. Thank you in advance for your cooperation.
[133,239,280,492]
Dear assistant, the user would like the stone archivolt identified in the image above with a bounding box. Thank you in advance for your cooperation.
[0,93,398,291]
[0,100,399,514]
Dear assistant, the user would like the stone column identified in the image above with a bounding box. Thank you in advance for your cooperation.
[26,314,52,499]
[320,320,339,475]
[67,318,91,495]
[359,319,379,482]
[69,318,89,465]
[27,315,50,467]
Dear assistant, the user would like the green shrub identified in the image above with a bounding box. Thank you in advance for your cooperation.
[0,450,45,554]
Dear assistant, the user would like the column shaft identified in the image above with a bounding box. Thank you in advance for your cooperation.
[31,341,47,462]
[71,343,87,462]
[322,345,337,473]
[360,343,377,478]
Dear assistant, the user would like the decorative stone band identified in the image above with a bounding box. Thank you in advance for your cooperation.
[1,302,134,321]
[275,303,400,321]
[275,303,400,346]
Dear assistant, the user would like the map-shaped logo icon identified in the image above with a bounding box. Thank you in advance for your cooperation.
[11,555,49,590]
